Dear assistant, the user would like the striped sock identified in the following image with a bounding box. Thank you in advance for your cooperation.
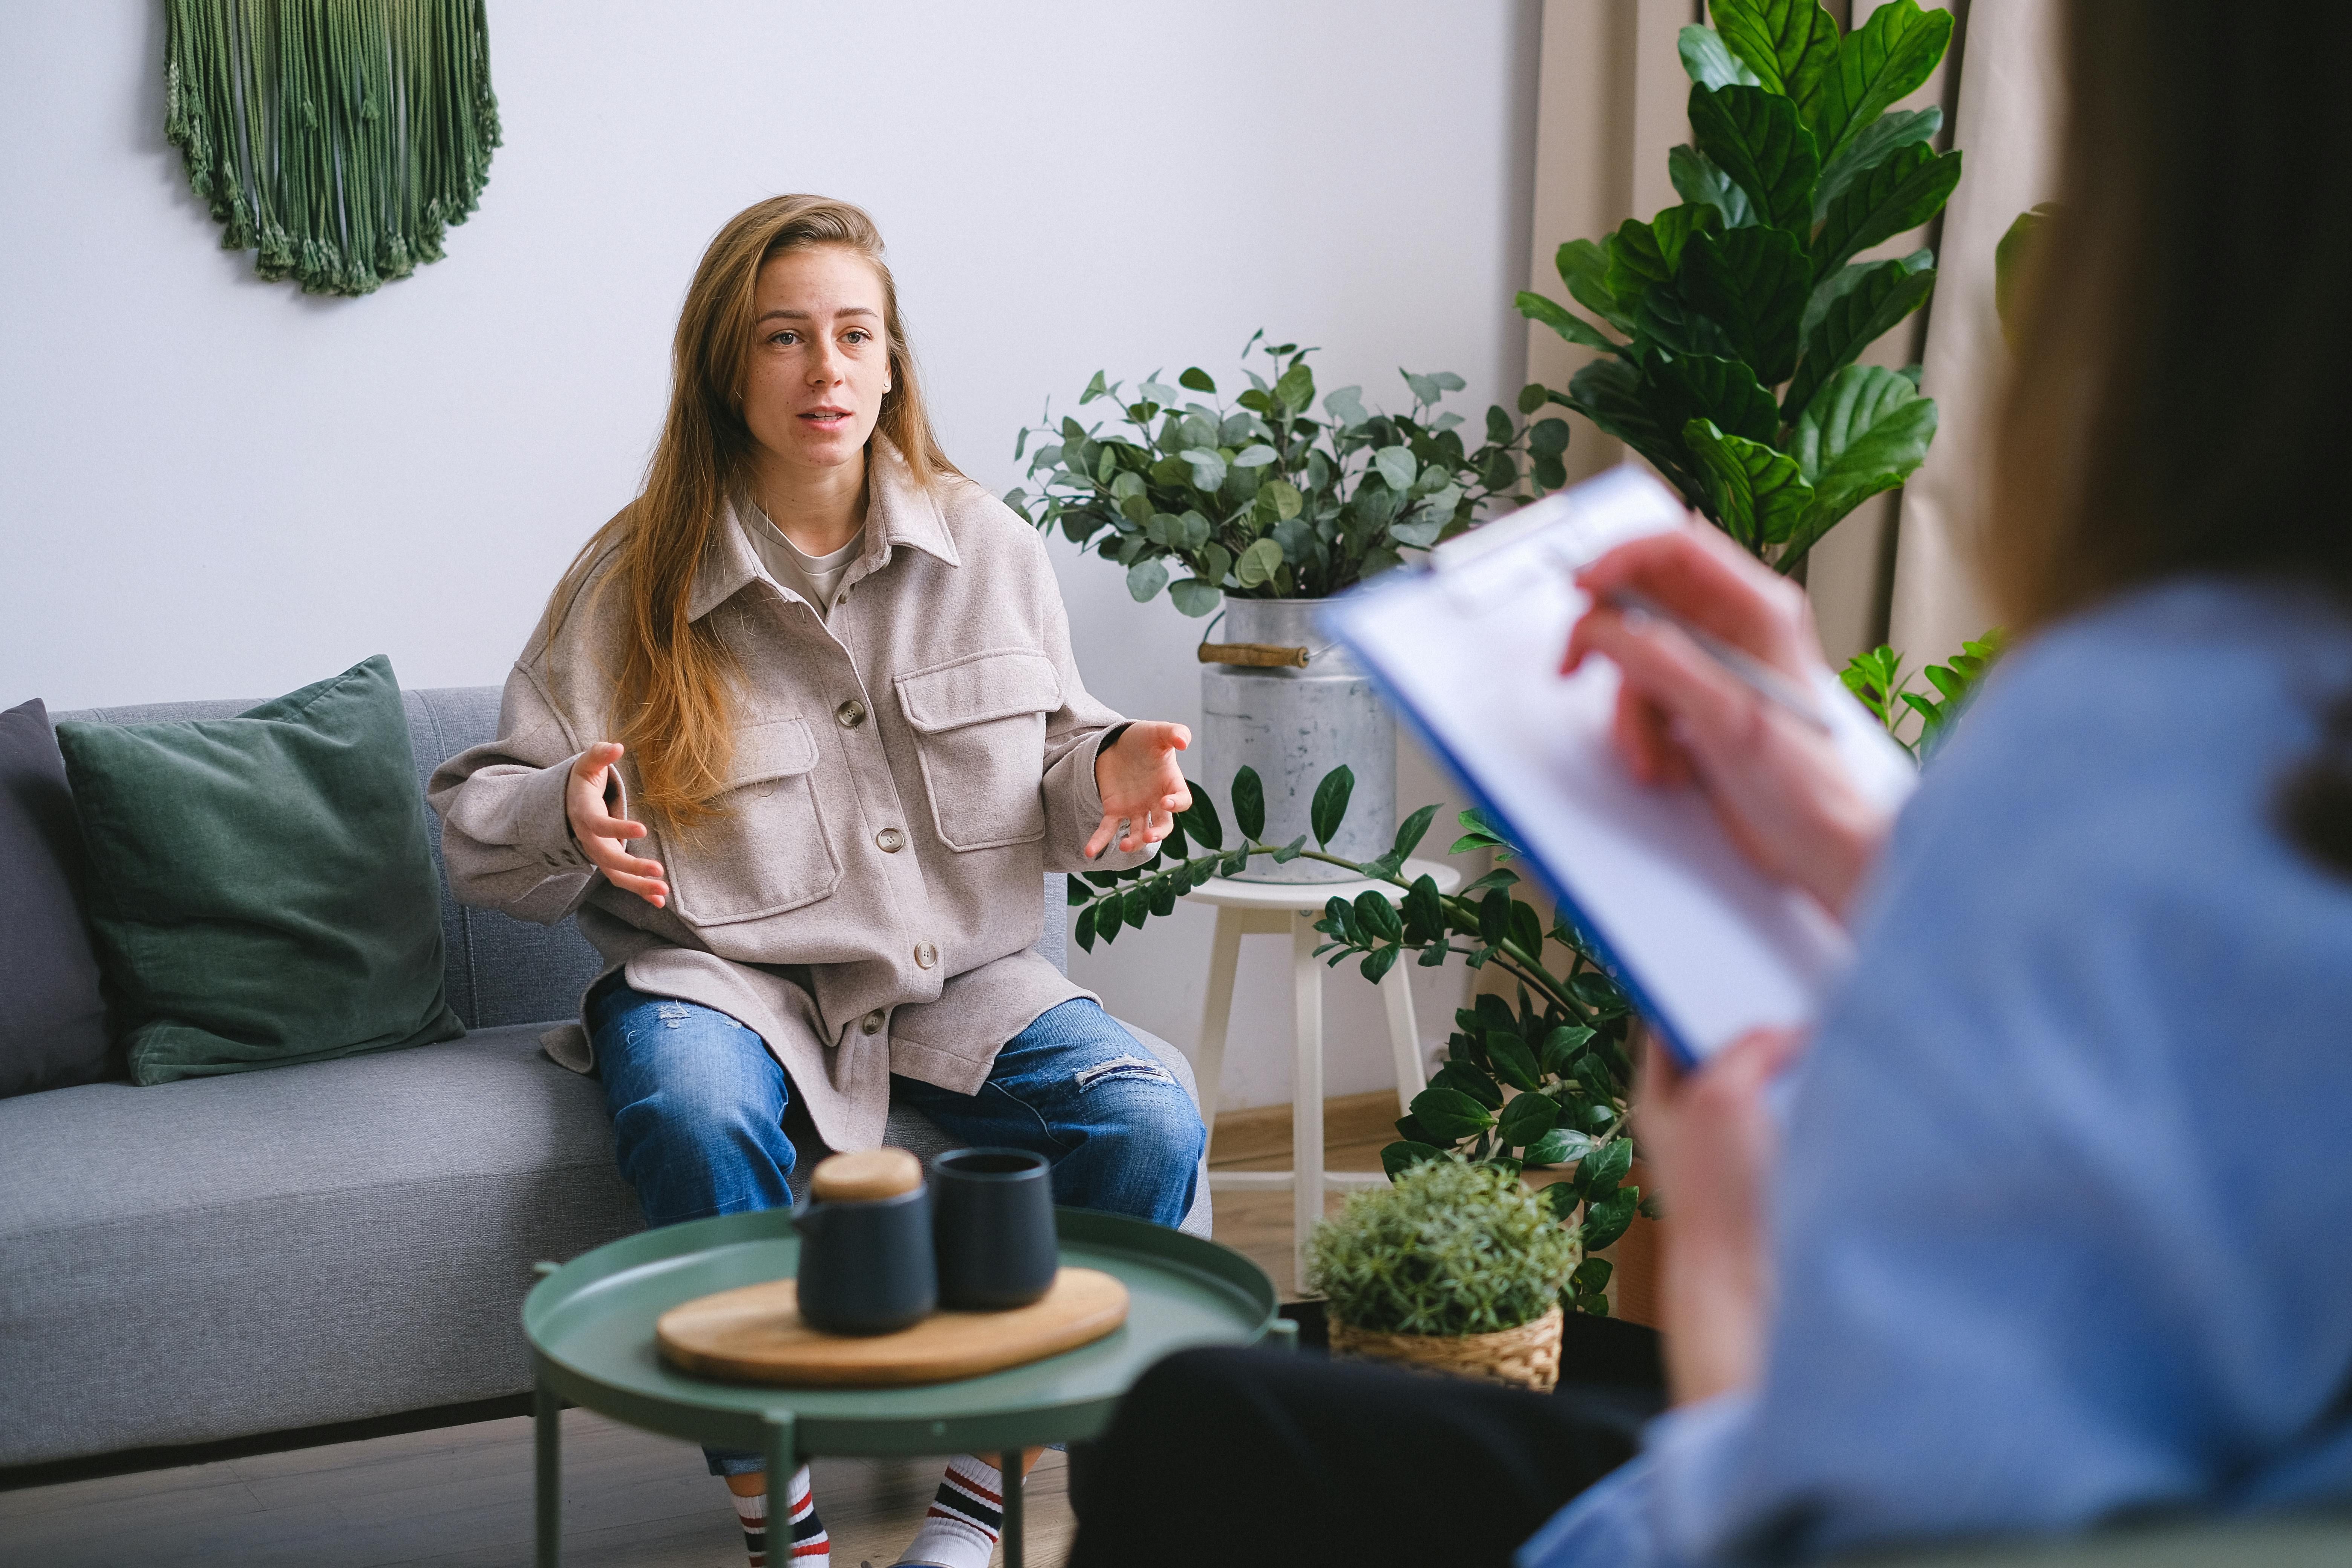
[733,1467,828,1568]
[892,1455,1003,1568]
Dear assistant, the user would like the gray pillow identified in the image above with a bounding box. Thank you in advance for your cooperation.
[0,698,116,1096]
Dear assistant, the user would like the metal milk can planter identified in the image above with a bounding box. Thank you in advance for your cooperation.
[1199,597,1395,885]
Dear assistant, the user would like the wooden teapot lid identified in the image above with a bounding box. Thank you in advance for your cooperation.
[808,1148,923,1203]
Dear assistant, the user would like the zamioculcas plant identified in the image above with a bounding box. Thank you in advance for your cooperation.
[1067,763,1642,1315]
[1517,0,1962,573]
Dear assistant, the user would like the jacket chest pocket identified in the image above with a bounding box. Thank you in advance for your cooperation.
[666,718,841,925]
[894,649,1061,851]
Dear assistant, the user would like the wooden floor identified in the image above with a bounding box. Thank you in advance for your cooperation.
[0,1094,1403,1568]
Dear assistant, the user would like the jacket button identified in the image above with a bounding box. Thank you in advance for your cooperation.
[836,699,867,729]
[875,827,906,853]
[861,1009,885,1035]
[914,941,938,969]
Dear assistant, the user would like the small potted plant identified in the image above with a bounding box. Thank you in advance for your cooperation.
[1306,1157,1581,1390]
[1007,334,1566,880]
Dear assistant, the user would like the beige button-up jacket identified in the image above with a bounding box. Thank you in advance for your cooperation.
[428,443,1152,1151]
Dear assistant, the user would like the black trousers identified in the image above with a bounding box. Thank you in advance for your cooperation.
[1067,1312,1667,1568]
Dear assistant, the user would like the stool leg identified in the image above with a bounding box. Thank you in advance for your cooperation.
[1194,907,1244,1150]
[1380,952,1427,1115]
[1001,1449,1025,1568]
[1290,913,1325,1293]
[534,1380,560,1568]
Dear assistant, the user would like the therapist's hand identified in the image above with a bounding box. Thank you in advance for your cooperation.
[1564,524,1890,918]
[1639,1026,1804,1406]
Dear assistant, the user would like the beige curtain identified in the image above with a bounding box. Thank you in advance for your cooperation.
[1522,0,2060,669]
[1886,0,2062,666]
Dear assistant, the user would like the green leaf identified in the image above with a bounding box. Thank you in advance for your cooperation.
[1124,558,1168,603]
[1517,382,1549,416]
[1669,143,1755,230]
[1580,1186,1638,1252]
[1995,203,2058,346]
[1178,447,1228,492]
[1487,1031,1540,1092]
[1381,1140,1447,1179]
[1123,886,1150,929]
[1556,239,1631,332]
[1683,418,1816,550]
[1811,141,1963,282]
[1604,206,1714,311]
[1408,1087,1496,1144]
[1433,1059,1504,1112]
[1646,353,1779,449]
[1581,1137,1633,1194]
[1528,418,1571,458]
[1782,256,1936,421]
[1478,889,1511,947]
[1372,446,1418,492]
[1811,0,1954,167]
[1813,106,1941,223]
[1784,365,1937,563]
[1179,785,1224,850]
[1179,366,1217,393]
[1575,1291,1612,1317]
[1498,1091,1560,1148]
[1234,537,1285,589]
[1232,444,1279,469]
[1274,362,1315,411]
[1516,290,1623,354]
[1540,1024,1596,1077]
[1710,0,1840,117]
[1323,384,1372,429]
[1676,23,1762,90]
[1688,83,1822,235]
[1542,1182,1582,1221]
[1485,404,1515,445]
[1231,766,1266,841]
[1522,1127,1593,1168]
[1168,577,1223,617]
[1073,901,1096,952]
[1572,1257,1614,1293]
[1563,357,1695,502]
[1066,876,1091,906]
[1355,891,1404,943]
[1679,224,1810,386]
[1388,803,1439,864]
[1310,766,1354,847]
[1080,369,1109,403]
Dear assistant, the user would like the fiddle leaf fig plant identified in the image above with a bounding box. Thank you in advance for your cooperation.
[1065,763,1641,1315]
[1005,333,1568,614]
[1518,0,1961,573]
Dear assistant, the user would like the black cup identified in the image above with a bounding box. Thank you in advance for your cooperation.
[793,1184,937,1335]
[930,1148,1058,1311]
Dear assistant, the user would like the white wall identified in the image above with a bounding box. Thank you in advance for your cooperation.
[0,0,1540,1109]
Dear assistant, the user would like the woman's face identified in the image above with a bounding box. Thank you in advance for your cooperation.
[740,244,891,480]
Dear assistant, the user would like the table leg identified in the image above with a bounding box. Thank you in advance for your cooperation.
[534,1380,560,1568]
[1289,913,1325,1293]
[1194,906,1244,1145]
[1001,1449,1025,1568]
[763,1412,797,1513]
[1379,948,1427,1115]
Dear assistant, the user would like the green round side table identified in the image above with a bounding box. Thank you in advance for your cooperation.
[524,1206,1282,1568]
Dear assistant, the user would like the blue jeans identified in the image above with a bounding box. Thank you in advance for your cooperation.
[587,982,1206,1473]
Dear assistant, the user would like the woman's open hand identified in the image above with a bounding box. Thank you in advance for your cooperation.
[1565,524,1890,917]
[566,742,669,908]
[1087,722,1194,859]
[1639,1027,1805,1406]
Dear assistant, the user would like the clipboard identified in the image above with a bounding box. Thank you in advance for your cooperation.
[1319,466,1915,1066]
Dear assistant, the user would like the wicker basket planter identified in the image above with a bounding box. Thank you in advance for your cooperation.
[1328,1304,1564,1392]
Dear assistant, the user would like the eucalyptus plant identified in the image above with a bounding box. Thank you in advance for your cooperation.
[1066,762,1642,1315]
[1516,0,1962,572]
[1005,334,1570,613]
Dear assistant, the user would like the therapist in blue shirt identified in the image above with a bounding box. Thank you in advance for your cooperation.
[1069,0,2352,1562]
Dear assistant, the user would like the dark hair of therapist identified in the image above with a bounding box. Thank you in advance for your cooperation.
[1067,3,2352,1564]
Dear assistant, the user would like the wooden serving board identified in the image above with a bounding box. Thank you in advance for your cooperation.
[656,1268,1130,1388]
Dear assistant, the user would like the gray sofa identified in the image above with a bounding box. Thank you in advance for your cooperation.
[0,685,1207,1475]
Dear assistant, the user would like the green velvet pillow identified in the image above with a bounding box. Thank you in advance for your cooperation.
[55,656,464,1085]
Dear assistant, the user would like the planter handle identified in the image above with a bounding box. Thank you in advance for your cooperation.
[1197,641,1310,669]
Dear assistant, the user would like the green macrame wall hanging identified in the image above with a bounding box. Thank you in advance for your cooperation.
[164,0,501,297]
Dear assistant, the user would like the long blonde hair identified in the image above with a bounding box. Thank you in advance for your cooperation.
[548,195,958,828]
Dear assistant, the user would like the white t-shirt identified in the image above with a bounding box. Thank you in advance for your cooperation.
[742,501,864,618]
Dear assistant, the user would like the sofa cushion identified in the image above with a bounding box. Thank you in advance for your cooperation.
[54,656,464,1085]
[0,698,116,1097]
[0,1023,642,1467]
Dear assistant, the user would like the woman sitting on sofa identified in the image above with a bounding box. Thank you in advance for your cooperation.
[430,194,1206,1568]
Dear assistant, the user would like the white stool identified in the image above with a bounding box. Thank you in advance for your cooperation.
[1188,857,1465,1290]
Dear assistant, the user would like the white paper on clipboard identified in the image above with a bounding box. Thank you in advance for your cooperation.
[1318,466,1916,1065]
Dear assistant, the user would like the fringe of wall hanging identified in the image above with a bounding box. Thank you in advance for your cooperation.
[164,0,501,297]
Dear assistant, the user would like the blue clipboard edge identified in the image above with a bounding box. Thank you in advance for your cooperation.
[1317,578,1707,1072]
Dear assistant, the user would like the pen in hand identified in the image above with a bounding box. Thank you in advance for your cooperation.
[1596,588,1831,734]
